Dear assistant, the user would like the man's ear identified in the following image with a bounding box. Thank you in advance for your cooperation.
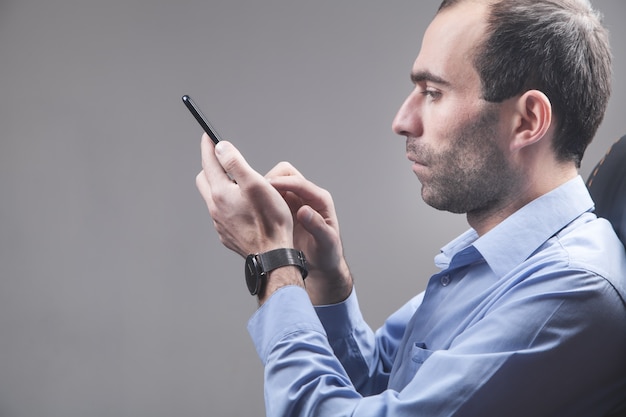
[509,90,553,152]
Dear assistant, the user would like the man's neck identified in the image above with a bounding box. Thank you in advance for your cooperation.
[468,165,579,236]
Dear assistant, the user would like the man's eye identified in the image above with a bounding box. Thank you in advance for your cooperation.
[421,89,442,100]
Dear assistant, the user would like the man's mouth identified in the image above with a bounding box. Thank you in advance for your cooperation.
[407,154,427,167]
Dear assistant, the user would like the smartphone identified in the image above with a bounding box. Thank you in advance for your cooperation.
[182,95,223,144]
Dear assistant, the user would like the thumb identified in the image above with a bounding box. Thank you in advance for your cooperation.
[297,205,335,246]
[214,141,255,184]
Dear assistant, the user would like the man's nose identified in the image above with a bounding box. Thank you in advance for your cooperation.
[392,90,423,138]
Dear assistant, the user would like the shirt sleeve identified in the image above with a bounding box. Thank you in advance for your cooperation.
[314,288,423,395]
[247,285,424,416]
[247,285,361,416]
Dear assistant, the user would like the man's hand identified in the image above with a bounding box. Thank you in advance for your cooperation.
[266,162,353,305]
[195,135,295,259]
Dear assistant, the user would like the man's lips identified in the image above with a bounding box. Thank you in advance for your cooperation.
[407,154,427,166]
[406,139,428,166]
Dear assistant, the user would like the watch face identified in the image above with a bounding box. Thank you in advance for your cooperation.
[245,255,261,295]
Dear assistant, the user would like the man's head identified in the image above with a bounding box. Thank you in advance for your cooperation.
[394,1,521,222]
[440,0,612,167]
[393,0,612,232]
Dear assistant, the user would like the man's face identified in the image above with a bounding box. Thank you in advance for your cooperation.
[392,2,520,215]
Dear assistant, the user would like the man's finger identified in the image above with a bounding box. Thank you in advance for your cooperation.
[269,175,333,212]
[213,141,259,186]
[297,205,335,247]
[200,134,231,185]
[265,161,304,180]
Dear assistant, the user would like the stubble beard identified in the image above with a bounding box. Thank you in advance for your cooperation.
[409,106,520,216]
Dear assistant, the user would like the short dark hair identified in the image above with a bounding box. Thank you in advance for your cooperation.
[438,0,612,167]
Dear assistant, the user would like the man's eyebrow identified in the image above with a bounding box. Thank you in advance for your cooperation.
[410,70,451,86]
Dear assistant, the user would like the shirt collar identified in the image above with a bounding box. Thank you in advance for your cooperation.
[436,176,595,277]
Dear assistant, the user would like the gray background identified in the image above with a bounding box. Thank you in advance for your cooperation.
[0,1,624,416]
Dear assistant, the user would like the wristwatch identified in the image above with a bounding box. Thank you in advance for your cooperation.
[244,248,308,296]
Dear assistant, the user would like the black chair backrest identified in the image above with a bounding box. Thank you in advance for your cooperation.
[587,134,626,248]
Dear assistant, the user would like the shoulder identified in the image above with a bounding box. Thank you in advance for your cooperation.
[533,212,626,303]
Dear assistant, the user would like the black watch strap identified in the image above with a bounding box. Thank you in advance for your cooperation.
[258,248,308,279]
[245,248,308,296]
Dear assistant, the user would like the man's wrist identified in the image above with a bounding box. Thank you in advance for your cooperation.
[245,248,308,299]
[258,266,307,305]
[309,259,353,306]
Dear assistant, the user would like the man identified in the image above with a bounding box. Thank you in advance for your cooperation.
[196,0,626,415]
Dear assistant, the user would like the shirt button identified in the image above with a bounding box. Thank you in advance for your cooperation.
[440,275,451,287]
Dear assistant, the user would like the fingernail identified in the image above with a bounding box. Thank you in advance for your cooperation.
[214,141,225,155]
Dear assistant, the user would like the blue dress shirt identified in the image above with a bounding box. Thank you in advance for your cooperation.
[248,176,626,416]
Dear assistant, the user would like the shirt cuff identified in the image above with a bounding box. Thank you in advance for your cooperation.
[314,288,366,340]
[247,285,326,364]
